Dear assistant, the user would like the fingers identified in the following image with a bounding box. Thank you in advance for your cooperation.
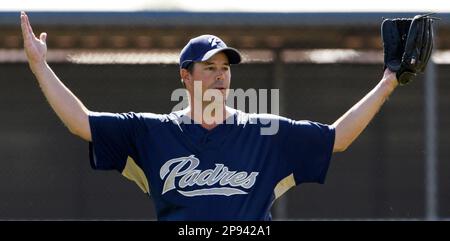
[20,12,30,40]
[25,13,36,39]
[20,11,36,40]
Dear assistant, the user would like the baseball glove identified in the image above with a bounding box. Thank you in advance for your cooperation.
[381,13,439,85]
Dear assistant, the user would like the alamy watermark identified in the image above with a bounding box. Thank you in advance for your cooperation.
[171,81,280,135]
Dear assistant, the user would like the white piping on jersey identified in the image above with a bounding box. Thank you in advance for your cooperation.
[160,155,259,197]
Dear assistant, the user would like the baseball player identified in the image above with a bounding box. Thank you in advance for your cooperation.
[21,11,399,221]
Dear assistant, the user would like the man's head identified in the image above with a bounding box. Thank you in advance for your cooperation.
[179,35,242,102]
[179,35,241,70]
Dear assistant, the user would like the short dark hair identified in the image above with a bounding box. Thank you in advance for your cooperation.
[185,62,195,74]
[181,62,195,88]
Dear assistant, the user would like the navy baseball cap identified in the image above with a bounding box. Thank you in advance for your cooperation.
[179,35,242,69]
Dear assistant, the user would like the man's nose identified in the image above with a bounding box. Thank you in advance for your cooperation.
[216,69,226,80]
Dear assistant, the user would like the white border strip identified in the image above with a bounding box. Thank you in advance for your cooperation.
[1,49,450,64]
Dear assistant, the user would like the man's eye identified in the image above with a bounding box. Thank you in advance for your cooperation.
[206,66,215,71]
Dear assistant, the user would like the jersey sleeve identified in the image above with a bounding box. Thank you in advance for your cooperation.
[88,111,143,172]
[278,118,335,185]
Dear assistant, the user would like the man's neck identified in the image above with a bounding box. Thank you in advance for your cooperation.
[187,102,231,130]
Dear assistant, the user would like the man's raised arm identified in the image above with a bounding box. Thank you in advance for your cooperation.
[332,69,398,152]
[21,12,91,141]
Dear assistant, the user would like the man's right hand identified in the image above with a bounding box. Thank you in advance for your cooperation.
[20,11,47,66]
[19,11,92,142]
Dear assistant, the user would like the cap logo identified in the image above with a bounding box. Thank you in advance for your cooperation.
[208,37,220,48]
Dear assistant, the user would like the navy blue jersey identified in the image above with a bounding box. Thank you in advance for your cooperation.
[88,108,335,221]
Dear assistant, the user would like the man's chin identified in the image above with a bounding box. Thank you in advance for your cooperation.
[206,88,228,98]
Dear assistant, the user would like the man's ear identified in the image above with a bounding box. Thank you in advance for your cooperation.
[180,68,191,87]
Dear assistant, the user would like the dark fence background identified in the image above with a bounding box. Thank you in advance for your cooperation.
[0,62,448,220]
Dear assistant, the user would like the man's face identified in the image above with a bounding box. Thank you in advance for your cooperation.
[182,52,231,103]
